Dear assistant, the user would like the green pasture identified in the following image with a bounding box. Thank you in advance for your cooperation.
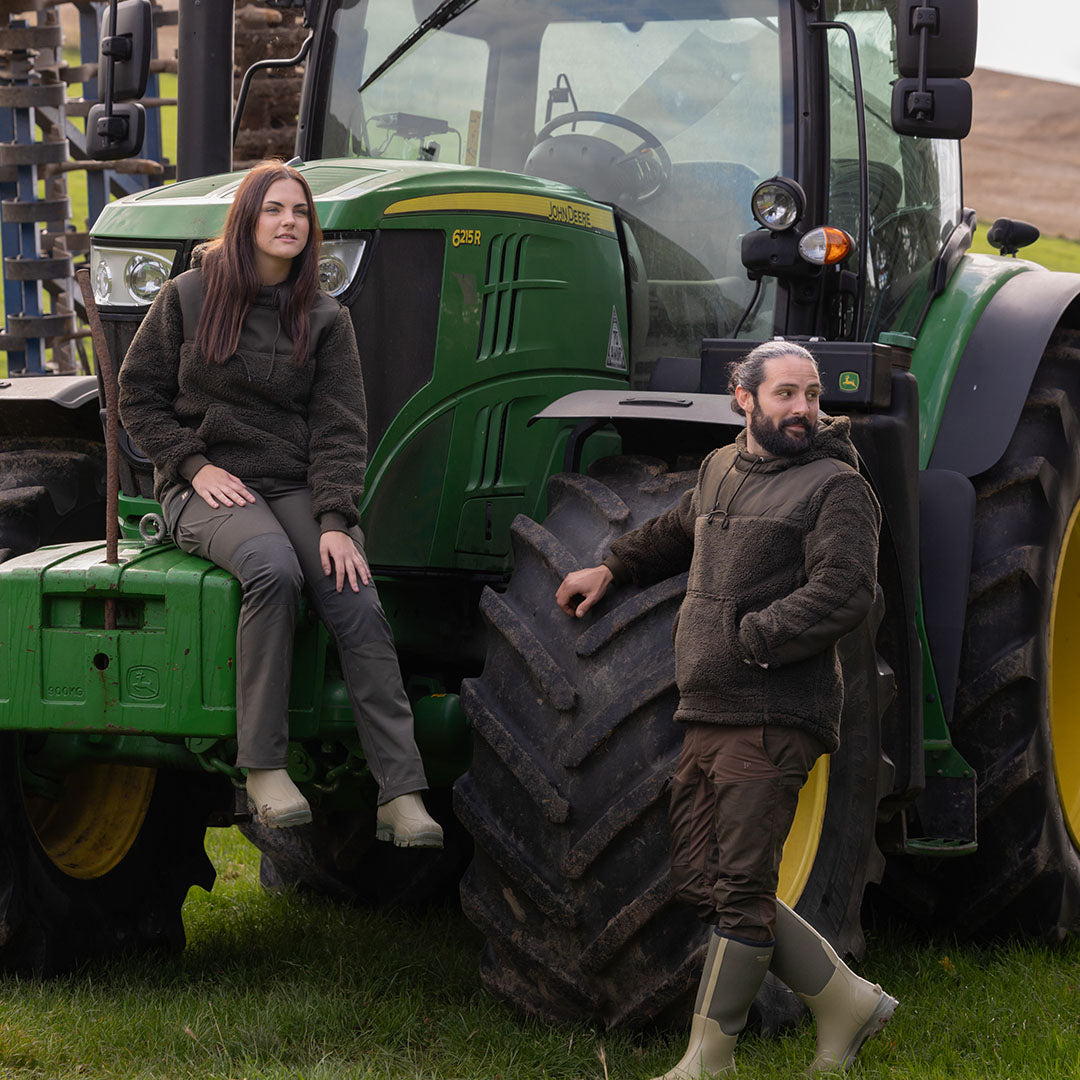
[0,826,1077,1080]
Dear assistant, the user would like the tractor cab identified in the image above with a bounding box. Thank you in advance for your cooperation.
[303,0,968,368]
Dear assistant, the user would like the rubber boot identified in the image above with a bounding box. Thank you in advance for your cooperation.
[771,900,898,1072]
[246,768,312,828]
[375,792,444,848]
[651,931,774,1080]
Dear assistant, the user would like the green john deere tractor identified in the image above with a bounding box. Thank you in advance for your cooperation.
[0,0,1078,1030]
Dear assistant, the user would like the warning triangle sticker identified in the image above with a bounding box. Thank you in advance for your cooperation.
[606,306,627,371]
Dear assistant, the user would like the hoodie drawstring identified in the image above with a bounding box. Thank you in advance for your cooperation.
[707,455,760,529]
[267,317,282,384]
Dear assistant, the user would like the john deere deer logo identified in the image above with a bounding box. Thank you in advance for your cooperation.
[838,371,860,392]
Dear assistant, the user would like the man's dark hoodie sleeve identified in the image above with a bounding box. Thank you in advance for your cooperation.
[736,469,880,667]
[602,452,720,585]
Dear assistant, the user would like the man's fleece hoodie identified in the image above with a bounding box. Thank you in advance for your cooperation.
[118,268,366,532]
[603,416,880,752]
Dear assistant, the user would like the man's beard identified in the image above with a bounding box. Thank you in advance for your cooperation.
[750,408,817,457]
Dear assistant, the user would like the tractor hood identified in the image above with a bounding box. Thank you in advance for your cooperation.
[90,158,616,241]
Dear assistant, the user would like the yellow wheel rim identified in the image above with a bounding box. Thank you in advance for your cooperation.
[1049,499,1080,849]
[26,764,156,880]
[777,754,829,903]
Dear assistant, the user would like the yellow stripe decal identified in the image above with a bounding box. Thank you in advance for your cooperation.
[383,192,617,236]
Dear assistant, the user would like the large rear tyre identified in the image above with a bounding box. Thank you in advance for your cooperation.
[454,456,892,1028]
[933,327,1080,938]
[0,735,219,974]
[0,437,106,560]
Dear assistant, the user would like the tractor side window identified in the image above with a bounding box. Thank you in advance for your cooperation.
[825,2,963,339]
[324,0,489,163]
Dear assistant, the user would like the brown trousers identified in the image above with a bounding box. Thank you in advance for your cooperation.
[163,477,427,802]
[668,723,824,942]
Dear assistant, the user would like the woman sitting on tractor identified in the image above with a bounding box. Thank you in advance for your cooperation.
[119,159,442,847]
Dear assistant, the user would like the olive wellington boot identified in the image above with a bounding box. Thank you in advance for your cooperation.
[652,931,774,1080]
[771,900,898,1072]
[245,768,312,828]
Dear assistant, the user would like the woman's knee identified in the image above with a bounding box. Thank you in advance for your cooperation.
[315,579,392,643]
[232,533,303,604]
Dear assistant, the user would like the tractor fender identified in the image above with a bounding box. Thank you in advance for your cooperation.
[928,268,1080,476]
[918,468,975,727]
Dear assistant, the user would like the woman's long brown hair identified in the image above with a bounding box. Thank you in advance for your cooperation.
[196,160,323,365]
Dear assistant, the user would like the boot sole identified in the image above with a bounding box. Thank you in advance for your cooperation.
[836,992,899,1070]
[375,824,444,848]
[249,800,312,829]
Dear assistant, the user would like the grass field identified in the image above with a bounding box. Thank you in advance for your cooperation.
[0,827,1077,1079]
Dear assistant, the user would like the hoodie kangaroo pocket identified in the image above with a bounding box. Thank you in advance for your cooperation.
[673,593,752,703]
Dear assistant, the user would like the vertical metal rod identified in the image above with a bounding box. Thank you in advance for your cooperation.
[102,0,119,123]
[75,268,120,629]
[810,20,869,338]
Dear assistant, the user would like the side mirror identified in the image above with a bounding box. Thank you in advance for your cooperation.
[99,0,152,101]
[87,0,151,159]
[896,0,977,78]
[85,101,146,160]
[891,77,972,139]
[986,218,1040,257]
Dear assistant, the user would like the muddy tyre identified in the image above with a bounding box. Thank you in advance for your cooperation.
[454,456,892,1028]
[933,328,1080,938]
[0,437,106,561]
[0,736,219,975]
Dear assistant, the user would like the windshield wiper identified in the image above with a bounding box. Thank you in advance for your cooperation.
[358,0,479,95]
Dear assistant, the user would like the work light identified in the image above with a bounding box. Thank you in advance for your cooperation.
[750,177,806,232]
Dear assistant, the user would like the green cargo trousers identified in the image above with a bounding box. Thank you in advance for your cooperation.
[162,477,428,802]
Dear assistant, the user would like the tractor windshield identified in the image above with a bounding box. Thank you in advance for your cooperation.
[320,0,785,370]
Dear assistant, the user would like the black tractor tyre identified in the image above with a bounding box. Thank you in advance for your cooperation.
[240,787,472,909]
[923,327,1080,939]
[0,736,220,975]
[0,437,107,561]
[454,456,893,1029]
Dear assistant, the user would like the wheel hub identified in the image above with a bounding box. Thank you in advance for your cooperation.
[1050,500,1080,848]
[25,763,156,879]
[778,756,829,903]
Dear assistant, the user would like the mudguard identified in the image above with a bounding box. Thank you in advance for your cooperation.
[929,267,1080,476]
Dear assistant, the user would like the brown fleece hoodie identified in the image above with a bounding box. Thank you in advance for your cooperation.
[118,267,367,531]
[604,416,880,752]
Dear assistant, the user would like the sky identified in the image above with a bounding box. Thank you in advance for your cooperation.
[976,0,1080,85]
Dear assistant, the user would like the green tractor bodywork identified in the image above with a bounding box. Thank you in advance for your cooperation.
[0,0,1078,1025]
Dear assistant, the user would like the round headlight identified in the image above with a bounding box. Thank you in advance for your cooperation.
[94,259,112,303]
[798,226,853,266]
[751,177,807,232]
[124,254,168,302]
[318,255,348,294]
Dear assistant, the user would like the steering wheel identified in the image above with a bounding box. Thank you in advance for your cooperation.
[529,110,672,204]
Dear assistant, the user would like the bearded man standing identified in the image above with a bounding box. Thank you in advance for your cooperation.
[556,341,898,1076]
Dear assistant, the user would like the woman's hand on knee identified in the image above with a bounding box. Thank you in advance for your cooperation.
[320,530,372,592]
[191,464,256,509]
